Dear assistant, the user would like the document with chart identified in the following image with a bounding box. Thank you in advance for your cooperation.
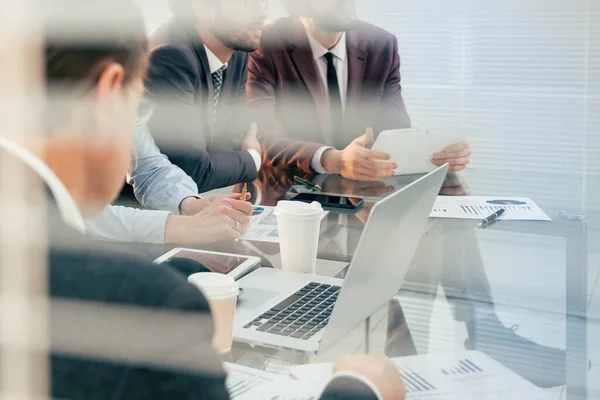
[430,196,552,221]
[224,363,318,400]
[240,206,280,243]
[288,351,551,399]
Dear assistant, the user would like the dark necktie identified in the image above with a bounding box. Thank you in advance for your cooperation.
[211,65,225,122]
[324,52,343,138]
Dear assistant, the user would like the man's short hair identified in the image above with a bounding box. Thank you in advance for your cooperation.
[43,0,148,127]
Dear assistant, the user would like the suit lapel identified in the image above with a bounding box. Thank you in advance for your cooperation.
[191,41,216,143]
[344,31,367,140]
[286,22,329,137]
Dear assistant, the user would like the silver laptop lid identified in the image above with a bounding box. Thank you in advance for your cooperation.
[319,164,449,352]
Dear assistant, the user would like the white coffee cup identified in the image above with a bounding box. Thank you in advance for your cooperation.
[187,272,239,354]
[274,200,324,274]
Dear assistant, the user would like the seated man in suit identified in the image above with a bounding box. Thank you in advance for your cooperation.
[248,0,471,180]
[144,0,267,193]
[0,0,407,398]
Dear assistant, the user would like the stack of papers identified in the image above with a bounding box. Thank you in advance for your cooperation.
[430,196,552,221]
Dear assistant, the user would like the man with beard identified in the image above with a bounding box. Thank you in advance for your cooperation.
[144,0,268,194]
[248,0,472,180]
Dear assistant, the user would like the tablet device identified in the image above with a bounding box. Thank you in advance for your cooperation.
[153,248,261,281]
[372,127,465,176]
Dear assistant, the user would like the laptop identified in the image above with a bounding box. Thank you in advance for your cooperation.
[233,165,448,353]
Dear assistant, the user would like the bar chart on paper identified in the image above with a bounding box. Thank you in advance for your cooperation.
[289,360,461,399]
[430,196,552,221]
[398,366,439,394]
[441,358,483,376]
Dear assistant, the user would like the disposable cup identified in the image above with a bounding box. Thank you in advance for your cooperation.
[187,272,239,353]
[274,200,324,274]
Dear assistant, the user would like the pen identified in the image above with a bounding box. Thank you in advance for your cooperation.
[478,208,505,228]
[294,176,322,191]
[240,183,248,201]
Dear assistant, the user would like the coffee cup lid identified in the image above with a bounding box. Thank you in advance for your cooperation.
[274,200,323,219]
[188,273,239,300]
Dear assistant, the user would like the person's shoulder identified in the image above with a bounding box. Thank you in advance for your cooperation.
[353,20,397,46]
[149,17,198,66]
[49,246,208,312]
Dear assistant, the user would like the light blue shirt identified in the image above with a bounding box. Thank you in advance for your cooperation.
[85,124,199,244]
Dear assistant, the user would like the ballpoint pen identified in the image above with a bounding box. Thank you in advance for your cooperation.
[293,176,322,191]
[478,208,505,228]
[240,183,248,201]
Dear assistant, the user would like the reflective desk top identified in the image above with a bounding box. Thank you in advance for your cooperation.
[151,167,598,399]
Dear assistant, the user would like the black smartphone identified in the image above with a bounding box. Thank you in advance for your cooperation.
[291,193,365,210]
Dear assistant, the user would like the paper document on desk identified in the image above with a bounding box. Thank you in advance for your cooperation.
[224,362,318,399]
[290,356,462,399]
[241,206,280,243]
[241,206,329,243]
[372,128,466,176]
[289,351,550,399]
[430,196,552,221]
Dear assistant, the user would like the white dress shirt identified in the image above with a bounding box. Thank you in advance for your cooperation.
[0,136,86,233]
[204,45,261,172]
[85,125,202,244]
[304,30,349,174]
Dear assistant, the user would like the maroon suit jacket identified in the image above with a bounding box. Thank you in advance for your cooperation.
[248,17,411,172]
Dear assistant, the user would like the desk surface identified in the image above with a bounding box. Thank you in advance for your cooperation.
[179,167,598,399]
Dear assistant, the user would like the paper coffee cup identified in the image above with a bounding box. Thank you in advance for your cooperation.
[188,272,239,354]
[274,200,324,274]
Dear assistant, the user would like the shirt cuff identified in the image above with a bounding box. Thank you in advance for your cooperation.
[327,371,384,400]
[311,146,334,174]
[246,149,262,172]
[165,189,202,215]
[178,195,203,215]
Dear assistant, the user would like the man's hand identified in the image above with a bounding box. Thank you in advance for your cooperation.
[180,193,251,216]
[179,197,210,216]
[321,128,397,181]
[431,141,471,172]
[241,122,261,154]
[333,354,406,400]
[165,198,253,244]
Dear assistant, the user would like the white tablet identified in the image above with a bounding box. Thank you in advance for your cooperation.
[372,127,466,176]
[153,248,261,281]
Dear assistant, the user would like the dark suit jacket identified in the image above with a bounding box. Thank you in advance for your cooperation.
[146,17,257,193]
[247,17,411,172]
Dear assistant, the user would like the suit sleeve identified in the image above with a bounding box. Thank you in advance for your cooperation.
[50,250,230,399]
[145,46,257,192]
[247,48,322,173]
[319,372,381,400]
[374,36,411,134]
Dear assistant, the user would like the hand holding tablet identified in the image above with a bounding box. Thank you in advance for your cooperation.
[372,128,468,176]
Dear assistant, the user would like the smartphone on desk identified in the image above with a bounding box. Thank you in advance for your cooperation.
[290,193,365,210]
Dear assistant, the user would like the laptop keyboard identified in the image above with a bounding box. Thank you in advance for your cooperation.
[243,282,341,340]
